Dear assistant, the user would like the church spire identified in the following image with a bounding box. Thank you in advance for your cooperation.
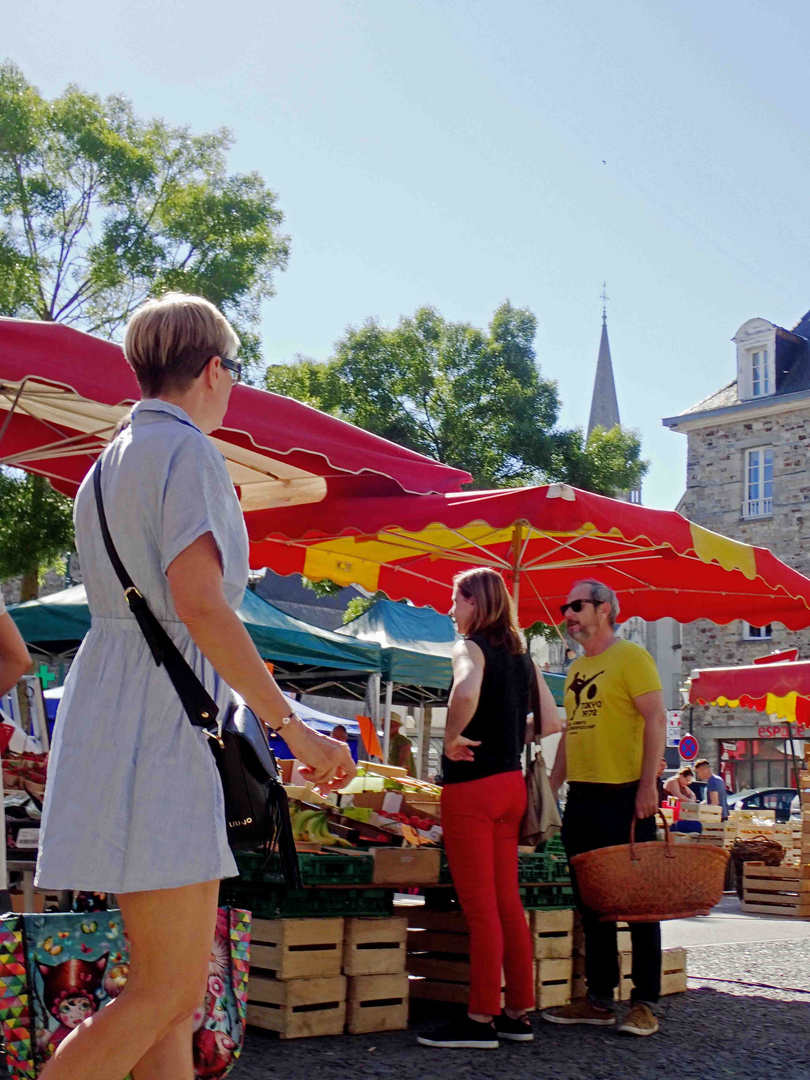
[587,283,621,438]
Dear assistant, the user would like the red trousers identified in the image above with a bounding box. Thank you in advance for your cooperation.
[441,770,535,1016]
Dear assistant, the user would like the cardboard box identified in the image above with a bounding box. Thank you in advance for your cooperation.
[372,848,440,884]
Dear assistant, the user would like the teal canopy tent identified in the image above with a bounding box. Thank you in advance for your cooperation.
[338,597,566,701]
[338,598,457,690]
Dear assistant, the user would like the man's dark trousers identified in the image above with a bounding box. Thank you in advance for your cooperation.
[562,781,661,1007]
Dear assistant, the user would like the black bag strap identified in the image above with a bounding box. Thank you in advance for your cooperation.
[92,456,220,732]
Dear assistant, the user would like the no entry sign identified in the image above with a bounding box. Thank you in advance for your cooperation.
[679,733,699,762]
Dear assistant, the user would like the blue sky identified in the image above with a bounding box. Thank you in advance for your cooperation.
[8,0,810,509]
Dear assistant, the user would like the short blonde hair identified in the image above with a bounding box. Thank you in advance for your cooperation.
[124,293,240,398]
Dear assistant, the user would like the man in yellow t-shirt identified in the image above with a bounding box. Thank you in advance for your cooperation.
[545,579,666,1038]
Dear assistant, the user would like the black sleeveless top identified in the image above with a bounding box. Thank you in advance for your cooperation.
[441,634,531,784]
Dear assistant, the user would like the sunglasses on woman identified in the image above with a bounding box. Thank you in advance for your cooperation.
[559,598,602,617]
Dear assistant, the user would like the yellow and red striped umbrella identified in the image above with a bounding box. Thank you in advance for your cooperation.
[248,483,810,629]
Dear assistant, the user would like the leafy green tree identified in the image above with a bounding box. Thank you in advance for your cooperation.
[0,61,290,595]
[0,472,74,601]
[267,302,647,495]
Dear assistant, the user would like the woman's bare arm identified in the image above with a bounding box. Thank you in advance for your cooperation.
[0,615,31,697]
[443,639,484,762]
[167,533,355,791]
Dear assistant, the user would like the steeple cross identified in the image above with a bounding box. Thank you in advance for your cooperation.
[600,282,609,322]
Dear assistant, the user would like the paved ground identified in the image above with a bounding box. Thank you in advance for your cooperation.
[4,898,809,1078]
[230,897,810,1080]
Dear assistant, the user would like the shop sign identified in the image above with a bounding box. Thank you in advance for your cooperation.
[666,710,682,747]
[758,721,810,739]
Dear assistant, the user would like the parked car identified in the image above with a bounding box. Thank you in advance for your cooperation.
[726,787,799,823]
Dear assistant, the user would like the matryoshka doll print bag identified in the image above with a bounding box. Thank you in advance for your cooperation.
[0,906,251,1079]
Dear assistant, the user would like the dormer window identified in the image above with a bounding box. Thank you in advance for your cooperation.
[751,349,770,396]
[733,319,776,400]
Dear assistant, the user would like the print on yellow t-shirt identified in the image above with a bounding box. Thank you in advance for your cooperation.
[564,639,662,785]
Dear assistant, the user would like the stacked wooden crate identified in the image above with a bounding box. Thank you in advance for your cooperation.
[739,766,810,917]
[571,916,687,1000]
[247,917,347,1039]
[407,907,575,1008]
[246,915,409,1038]
[532,909,574,1009]
[343,917,409,1034]
[407,908,475,1005]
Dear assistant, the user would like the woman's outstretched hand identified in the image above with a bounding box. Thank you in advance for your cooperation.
[444,734,481,762]
[277,719,358,793]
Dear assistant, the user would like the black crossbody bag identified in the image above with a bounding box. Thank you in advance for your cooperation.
[92,457,301,887]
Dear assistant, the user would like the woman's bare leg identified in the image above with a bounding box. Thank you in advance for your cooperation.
[132,1017,195,1080]
[39,880,219,1080]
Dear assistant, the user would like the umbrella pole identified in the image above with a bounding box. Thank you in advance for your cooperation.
[787,724,802,800]
[382,681,394,765]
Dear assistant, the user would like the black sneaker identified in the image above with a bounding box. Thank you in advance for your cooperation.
[417,1016,499,1049]
[494,1012,534,1042]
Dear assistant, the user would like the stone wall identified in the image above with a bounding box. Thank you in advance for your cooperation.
[678,402,810,757]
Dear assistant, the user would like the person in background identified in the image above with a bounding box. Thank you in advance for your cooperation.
[695,759,729,820]
[388,717,416,776]
[0,596,32,696]
[547,579,666,1038]
[656,758,667,807]
[418,567,562,1050]
[664,767,697,803]
[331,724,349,743]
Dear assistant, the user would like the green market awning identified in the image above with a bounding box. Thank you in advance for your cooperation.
[338,598,457,689]
[337,597,566,703]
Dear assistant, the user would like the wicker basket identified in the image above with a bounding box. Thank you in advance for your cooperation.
[570,811,729,922]
[729,836,784,900]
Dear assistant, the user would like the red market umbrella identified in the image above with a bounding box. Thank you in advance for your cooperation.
[689,656,810,792]
[247,482,810,630]
[690,658,810,728]
[0,318,470,511]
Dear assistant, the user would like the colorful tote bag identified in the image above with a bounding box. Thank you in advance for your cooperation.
[0,906,251,1079]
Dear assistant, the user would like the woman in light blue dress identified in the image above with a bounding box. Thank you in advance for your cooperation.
[35,293,356,1080]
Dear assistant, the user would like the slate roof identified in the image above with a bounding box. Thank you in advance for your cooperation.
[669,310,810,424]
[255,569,364,632]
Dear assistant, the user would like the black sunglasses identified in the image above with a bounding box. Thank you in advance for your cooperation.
[559,598,602,617]
[198,355,242,383]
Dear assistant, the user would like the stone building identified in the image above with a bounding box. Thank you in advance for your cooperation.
[663,309,810,790]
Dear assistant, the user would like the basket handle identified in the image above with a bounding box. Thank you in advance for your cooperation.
[630,810,675,861]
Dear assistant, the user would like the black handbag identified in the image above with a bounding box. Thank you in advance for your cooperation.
[92,457,301,887]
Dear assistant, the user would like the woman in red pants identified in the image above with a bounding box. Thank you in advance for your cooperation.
[418,567,561,1050]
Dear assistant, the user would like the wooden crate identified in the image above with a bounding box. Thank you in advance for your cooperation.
[536,956,573,1009]
[409,975,473,1005]
[347,973,409,1034]
[571,947,686,1002]
[530,908,574,959]
[344,916,407,976]
[741,863,810,917]
[573,914,630,955]
[250,918,344,980]
[661,947,687,996]
[246,975,347,1039]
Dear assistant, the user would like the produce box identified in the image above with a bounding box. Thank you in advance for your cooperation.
[371,848,440,885]
[235,850,374,887]
[221,882,395,920]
